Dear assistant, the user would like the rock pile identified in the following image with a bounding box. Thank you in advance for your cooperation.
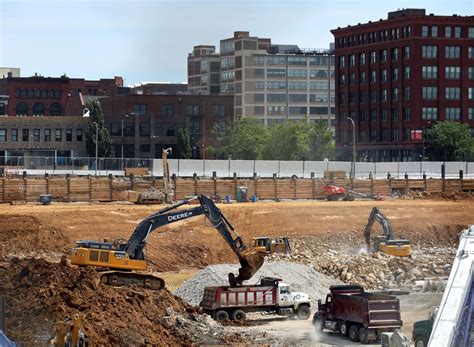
[175,261,342,306]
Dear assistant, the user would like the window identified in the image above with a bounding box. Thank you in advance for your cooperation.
[133,104,147,115]
[309,70,328,78]
[423,87,438,100]
[214,105,225,116]
[288,81,307,90]
[370,51,376,64]
[267,81,286,89]
[392,68,398,81]
[469,108,474,120]
[470,47,474,59]
[359,53,366,65]
[381,69,387,82]
[268,56,286,65]
[288,94,307,103]
[380,49,387,63]
[161,104,173,116]
[360,72,366,84]
[255,94,264,102]
[339,74,345,85]
[359,91,366,104]
[445,87,461,100]
[359,129,366,143]
[289,106,307,115]
[288,69,307,78]
[77,129,83,142]
[445,66,461,79]
[349,54,355,66]
[360,110,366,121]
[422,107,438,120]
[44,129,51,142]
[55,129,62,142]
[49,102,61,116]
[469,67,474,80]
[66,129,72,142]
[454,27,461,38]
[11,129,18,142]
[381,109,388,122]
[370,90,376,103]
[339,56,345,67]
[432,26,438,37]
[403,46,410,59]
[446,108,461,120]
[288,56,306,65]
[422,45,438,58]
[403,128,410,141]
[0,129,6,142]
[445,26,452,37]
[370,129,377,142]
[381,89,388,102]
[22,129,29,142]
[187,105,200,116]
[445,46,460,59]
[267,106,286,115]
[267,69,286,78]
[469,88,474,100]
[392,128,399,142]
[404,87,411,101]
[392,88,399,101]
[391,48,398,61]
[350,73,356,85]
[403,108,411,120]
[255,68,265,77]
[267,94,286,102]
[403,66,410,80]
[253,106,264,115]
[370,109,376,121]
[370,71,376,83]
[422,66,438,79]
[422,25,429,37]
[392,108,399,121]
[469,28,474,38]
[33,129,40,142]
[253,56,265,65]
[15,102,28,116]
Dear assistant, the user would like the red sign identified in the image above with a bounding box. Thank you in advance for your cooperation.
[410,130,423,141]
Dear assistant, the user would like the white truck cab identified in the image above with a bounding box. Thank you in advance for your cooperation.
[276,282,311,317]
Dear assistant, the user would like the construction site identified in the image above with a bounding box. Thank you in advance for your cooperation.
[0,170,473,346]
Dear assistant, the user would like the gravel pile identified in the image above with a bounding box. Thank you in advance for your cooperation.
[174,261,342,306]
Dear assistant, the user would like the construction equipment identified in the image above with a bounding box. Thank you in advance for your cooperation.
[364,207,412,257]
[381,330,410,347]
[49,314,85,347]
[250,237,291,254]
[323,185,384,201]
[70,195,265,289]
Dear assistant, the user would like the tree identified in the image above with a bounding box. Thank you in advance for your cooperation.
[85,99,114,158]
[308,122,335,160]
[176,128,192,159]
[427,121,474,161]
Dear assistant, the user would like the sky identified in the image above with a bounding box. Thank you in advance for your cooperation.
[0,0,472,86]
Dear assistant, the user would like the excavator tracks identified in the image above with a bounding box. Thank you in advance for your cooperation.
[99,271,165,290]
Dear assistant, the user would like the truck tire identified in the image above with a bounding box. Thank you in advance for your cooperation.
[358,327,369,344]
[296,305,311,320]
[415,336,428,347]
[349,325,359,342]
[232,310,246,322]
[339,322,349,337]
[214,310,229,321]
[313,316,324,332]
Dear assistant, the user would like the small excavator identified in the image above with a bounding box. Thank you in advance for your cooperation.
[70,195,265,289]
[363,207,412,257]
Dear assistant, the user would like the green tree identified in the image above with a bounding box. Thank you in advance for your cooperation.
[308,122,335,160]
[427,121,474,161]
[85,99,114,158]
[263,120,311,160]
[176,128,192,159]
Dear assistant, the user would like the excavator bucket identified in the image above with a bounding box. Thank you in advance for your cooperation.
[228,248,265,287]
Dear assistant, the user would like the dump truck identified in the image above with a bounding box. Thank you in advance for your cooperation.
[200,277,311,322]
[313,285,402,344]
[412,307,437,347]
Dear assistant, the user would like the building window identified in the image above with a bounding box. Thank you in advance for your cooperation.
[380,49,387,63]
[469,88,474,100]
[360,72,366,84]
[253,56,265,65]
[349,73,356,85]
[349,54,355,66]
[370,129,377,142]
[15,102,28,116]
[33,129,40,142]
[445,66,461,79]
[268,56,286,65]
[381,89,388,102]
[370,90,376,103]
[422,25,429,37]
[161,104,173,116]
[288,81,307,90]
[422,107,438,120]
[468,67,474,80]
[338,56,345,67]
[391,48,398,61]
[49,102,61,116]
[133,104,147,115]
[445,87,460,100]
[422,45,438,58]
[381,109,388,122]
[267,69,286,78]
[370,109,376,121]
[268,81,287,90]
[359,91,366,104]
[370,71,376,83]
[214,105,226,116]
[445,46,461,59]
[255,94,265,102]
[404,87,411,101]
[422,66,438,79]
[66,129,72,142]
[422,87,438,100]
[392,67,398,81]
[267,94,286,102]
[370,51,376,64]
[77,129,83,142]
[471,47,474,59]
[392,128,399,142]
[0,129,6,142]
[403,128,410,141]
[11,129,18,142]
[339,74,345,85]
[32,102,45,116]
[255,68,265,77]
[381,69,387,82]
[22,129,29,142]
[445,26,452,37]
[359,53,366,65]
[445,108,461,120]
[392,88,399,101]
[288,56,306,65]
[289,94,307,103]
[359,129,366,143]
[468,28,474,38]
[44,129,51,142]
[403,46,410,59]
[403,108,411,120]
[454,26,461,38]
[55,129,62,142]
[288,69,307,78]
[360,110,366,121]
[469,108,474,120]
[403,66,410,80]
[432,26,438,37]
[187,105,200,116]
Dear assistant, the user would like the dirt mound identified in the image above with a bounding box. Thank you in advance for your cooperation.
[414,191,474,201]
[0,215,70,257]
[0,257,248,345]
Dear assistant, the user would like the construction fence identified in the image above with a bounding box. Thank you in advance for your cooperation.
[1,175,473,204]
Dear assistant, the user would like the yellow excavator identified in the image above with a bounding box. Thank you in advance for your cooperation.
[70,195,265,289]
[250,237,291,255]
[363,207,412,257]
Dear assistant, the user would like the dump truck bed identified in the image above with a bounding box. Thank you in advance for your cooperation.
[201,284,277,310]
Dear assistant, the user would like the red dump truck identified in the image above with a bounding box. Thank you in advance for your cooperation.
[200,277,311,322]
[313,285,402,344]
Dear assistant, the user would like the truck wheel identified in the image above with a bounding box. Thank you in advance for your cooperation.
[339,322,349,337]
[214,310,229,321]
[232,310,246,322]
[415,336,428,347]
[313,316,324,332]
[296,305,310,320]
[358,327,369,344]
[349,325,359,342]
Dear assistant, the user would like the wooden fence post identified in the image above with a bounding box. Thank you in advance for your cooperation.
[1,179,4,203]
[273,174,277,201]
[441,164,445,193]
[45,173,49,195]
[460,170,464,191]
[253,172,258,199]
[311,172,315,199]
[423,172,427,191]
[66,174,71,202]
[109,174,113,201]
[193,174,197,196]
[293,176,297,200]
[23,172,27,202]
[233,173,238,200]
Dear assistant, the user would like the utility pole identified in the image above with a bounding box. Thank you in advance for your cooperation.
[347,117,356,179]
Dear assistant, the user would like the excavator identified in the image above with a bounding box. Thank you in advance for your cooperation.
[363,207,412,257]
[70,195,265,289]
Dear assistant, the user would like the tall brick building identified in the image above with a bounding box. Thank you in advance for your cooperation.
[332,9,474,161]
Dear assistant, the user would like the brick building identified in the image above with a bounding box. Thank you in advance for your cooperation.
[332,9,474,161]
[98,94,233,159]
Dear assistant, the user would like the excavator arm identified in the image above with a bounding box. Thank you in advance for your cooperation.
[364,207,394,252]
[124,194,264,286]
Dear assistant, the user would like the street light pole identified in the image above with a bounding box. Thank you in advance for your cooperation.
[347,117,356,179]
[94,121,98,176]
